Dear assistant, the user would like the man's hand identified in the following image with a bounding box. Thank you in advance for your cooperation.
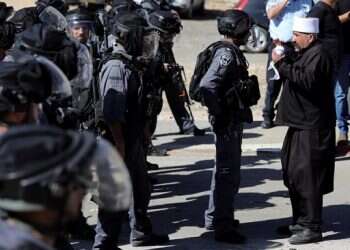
[271,49,285,63]
[339,11,350,24]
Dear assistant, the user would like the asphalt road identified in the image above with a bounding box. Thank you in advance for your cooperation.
[75,119,350,250]
[69,11,350,250]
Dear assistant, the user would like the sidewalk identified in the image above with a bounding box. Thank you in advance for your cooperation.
[120,120,350,250]
[75,119,350,250]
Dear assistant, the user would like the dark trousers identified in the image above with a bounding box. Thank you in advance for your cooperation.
[204,123,243,233]
[281,127,335,232]
[289,187,323,231]
[163,81,194,133]
[93,133,152,248]
[93,210,126,250]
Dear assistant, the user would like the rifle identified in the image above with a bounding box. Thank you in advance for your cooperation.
[164,62,196,123]
[165,63,191,105]
[162,45,195,121]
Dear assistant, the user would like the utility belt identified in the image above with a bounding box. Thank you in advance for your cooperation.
[221,75,260,123]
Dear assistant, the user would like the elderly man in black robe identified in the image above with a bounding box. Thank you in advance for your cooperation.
[272,16,335,245]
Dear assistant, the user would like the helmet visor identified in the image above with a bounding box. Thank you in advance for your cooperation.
[142,30,160,60]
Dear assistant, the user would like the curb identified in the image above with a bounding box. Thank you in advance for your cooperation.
[163,143,282,155]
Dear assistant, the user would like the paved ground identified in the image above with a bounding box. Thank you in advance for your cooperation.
[7,3,350,249]
[74,119,350,250]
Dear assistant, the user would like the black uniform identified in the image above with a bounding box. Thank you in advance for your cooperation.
[335,0,350,55]
[94,46,151,249]
[201,41,251,235]
[308,1,342,67]
[275,41,335,230]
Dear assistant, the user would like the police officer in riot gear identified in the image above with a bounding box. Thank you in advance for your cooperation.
[94,12,169,249]
[8,22,100,241]
[147,9,205,137]
[0,125,96,250]
[0,58,82,248]
[200,10,255,244]
[0,58,132,248]
[8,23,93,130]
[0,124,132,250]
[66,7,94,44]
[66,7,99,131]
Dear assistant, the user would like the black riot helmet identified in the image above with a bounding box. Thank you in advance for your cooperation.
[112,12,155,58]
[0,2,14,23]
[16,23,78,80]
[217,9,252,39]
[0,125,96,212]
[66,7,94,29]
[0,58,72,113]
[148,10,182,35]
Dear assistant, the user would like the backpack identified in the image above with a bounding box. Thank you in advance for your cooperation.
[189,41,231,103]
[189,41,260,108]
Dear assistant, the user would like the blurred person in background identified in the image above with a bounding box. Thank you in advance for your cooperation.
[261,0,313,129]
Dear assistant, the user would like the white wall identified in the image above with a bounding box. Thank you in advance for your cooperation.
[6,0,35,10]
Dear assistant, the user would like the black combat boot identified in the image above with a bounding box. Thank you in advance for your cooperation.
[288,228,322,244]
[215,229,246,244]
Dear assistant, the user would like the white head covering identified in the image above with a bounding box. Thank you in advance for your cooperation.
[293,17,319,34]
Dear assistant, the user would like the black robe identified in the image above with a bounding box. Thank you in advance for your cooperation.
[276,41,335,196]
[281,128,335,196]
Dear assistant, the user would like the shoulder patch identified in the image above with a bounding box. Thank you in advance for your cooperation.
[219,53,232,67]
